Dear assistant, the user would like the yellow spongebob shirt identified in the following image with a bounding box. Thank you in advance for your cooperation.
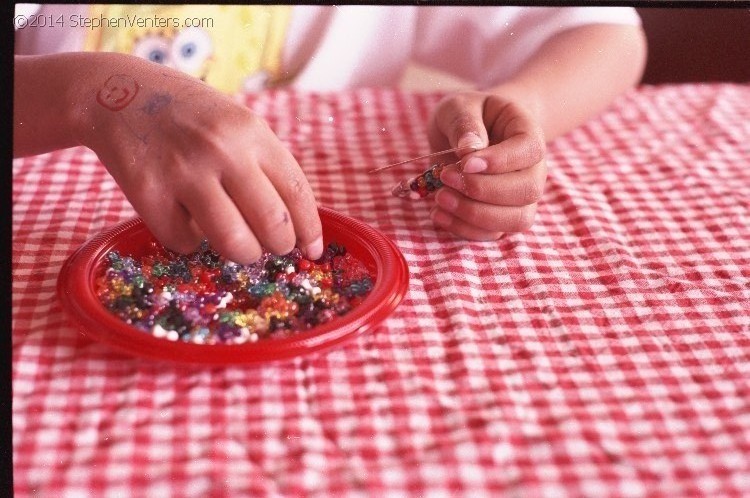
[83,5,292,94]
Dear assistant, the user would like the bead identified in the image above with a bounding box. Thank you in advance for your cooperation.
[96,239,374,345]
[392,162,447,199]
[152,324,168,338]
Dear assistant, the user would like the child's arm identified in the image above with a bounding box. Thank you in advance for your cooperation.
[14,53,323,264]
[427,23,647,240]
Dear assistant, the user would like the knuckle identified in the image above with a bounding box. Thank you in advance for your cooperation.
[514,205,537,232]
[173,174,204,197]
[484,218,507,234]
[484,210,511,233]
[439,93,470,110]
[254,207,296,254]
[458,203,504,234]
[526,139,546,165]
[287,174,309,198]
[520,178,543,205]
[244,112,270,132]
[458,178,479,199]
[436,92,482,125]
[449,113,476,132]
[259,204,290,229]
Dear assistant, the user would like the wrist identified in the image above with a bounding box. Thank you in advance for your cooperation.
[14,54,101,156]
[68,52,136,151]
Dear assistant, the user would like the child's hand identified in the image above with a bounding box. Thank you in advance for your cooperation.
[79,57,323,264]
[427,91,547,240]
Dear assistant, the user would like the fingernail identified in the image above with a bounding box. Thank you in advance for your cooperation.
[457,132,483,151]
[435,190,459,213]
[303,236,324,260]
[462,157,487,173]
[439,169,463,190]
[431,209,452,228]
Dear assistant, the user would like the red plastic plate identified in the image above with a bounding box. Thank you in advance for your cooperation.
[57,208,409,365]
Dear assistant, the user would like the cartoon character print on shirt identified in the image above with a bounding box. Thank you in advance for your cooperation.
[84,5,292,94]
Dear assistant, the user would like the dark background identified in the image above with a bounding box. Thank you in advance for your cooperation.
[637,8,750,83]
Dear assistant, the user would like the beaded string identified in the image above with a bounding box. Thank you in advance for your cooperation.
[96,241,374,345]
[368,145,476,200]
[391,162,449,199]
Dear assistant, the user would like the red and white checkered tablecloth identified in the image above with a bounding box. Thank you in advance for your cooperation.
[12,84,750,497]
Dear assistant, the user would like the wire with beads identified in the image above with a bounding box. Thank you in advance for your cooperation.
[390,162,447,199]
[368,146,477,200]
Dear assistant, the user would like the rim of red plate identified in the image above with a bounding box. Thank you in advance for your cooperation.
[57,207,409,365]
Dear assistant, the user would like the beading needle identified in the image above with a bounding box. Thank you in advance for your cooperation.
[367,145,478,174]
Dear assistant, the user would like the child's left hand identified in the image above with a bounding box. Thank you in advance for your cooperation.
[427,91,547,240]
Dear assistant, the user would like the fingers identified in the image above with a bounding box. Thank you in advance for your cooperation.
[251,145,323,261]
[430,94,544,170]
[178,177,264,265]
[137,157,321,266]
[222,169,297,258]
[92,69,321,264]
[132,197,205,255]
[429,160,545,237]
[215,114,323,261]
[180,111,321,263]
[430,202,538,240]
[426,93,547,238]
[438,160,547,207]
[481,100,545,174]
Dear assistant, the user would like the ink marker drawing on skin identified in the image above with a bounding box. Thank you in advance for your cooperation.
[96,74,140,111]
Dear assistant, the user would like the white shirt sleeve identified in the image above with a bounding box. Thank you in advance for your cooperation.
[284,6,419,91]
[413,6,642,88]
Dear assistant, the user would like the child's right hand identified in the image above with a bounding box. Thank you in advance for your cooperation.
[77,55,323,264]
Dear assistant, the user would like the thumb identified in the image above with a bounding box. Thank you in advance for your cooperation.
[431,95,489,157]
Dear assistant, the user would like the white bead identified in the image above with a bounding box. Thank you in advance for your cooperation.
[152,324,167,338]
[216,292,233,309]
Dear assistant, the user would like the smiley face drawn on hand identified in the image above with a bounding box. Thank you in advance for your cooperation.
[96,74,140,111]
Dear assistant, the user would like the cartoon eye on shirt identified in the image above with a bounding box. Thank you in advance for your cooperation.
[131,28,213,81]
[171,28,213,76]
[132,34,172,65]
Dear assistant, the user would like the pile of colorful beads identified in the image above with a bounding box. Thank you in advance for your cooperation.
[391,163,446,199]
[95,241,375,345]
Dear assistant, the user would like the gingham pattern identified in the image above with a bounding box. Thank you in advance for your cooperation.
[12,84,750,497]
